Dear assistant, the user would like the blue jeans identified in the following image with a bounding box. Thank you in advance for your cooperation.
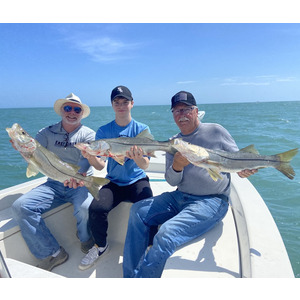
[123,190,229,278]
[11,179,93,259]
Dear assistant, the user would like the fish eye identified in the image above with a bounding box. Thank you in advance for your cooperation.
[22,131,25,135]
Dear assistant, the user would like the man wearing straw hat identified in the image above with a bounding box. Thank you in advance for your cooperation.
[11,93,95,271]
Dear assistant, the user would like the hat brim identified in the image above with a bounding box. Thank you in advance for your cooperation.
[111,94,133,102]
[54,99,90,119]
[171,100,194,109]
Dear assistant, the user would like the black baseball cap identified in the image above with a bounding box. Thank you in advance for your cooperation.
[171,91,196,109]
[111,86,133,102]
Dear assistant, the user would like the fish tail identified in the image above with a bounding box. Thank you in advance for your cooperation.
[168,139,179,155]
[87,177,110,200]
[147,151,157,158]
[275,148,298,180]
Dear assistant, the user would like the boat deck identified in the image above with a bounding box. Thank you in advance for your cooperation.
[0,163,240,278]
[0,152,294,278]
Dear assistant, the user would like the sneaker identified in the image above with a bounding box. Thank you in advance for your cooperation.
[36,247,69,271]
[78,244,109,270]
[81,236,95,254]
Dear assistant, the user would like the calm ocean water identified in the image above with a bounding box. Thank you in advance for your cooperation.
[1,101,300,277]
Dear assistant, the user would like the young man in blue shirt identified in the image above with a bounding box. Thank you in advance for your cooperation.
[78,86,153,270]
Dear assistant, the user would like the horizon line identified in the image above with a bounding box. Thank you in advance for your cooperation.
[1,99,300,109]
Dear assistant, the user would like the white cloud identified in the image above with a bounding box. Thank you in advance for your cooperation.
[276,77,297,82]
[221,81,270,86]
[72,37,142,62]
[55,25,143,62]
[220,75,299,86]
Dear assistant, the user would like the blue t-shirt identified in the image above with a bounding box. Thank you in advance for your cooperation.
[96,119,149,186]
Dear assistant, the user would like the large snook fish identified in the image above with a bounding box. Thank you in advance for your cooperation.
[6,123,110,200]
[172,139,298,181]
[75,129,176,165]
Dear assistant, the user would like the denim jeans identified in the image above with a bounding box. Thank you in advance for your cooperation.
[123,190,229,278]
[11,179,93,259]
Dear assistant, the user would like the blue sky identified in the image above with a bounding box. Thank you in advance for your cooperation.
[1,22,300,108]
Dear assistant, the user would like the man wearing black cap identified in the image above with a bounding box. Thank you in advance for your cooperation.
[123,91,257,278]
[78,85,153,270]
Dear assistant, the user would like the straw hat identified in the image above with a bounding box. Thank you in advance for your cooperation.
[54,93,90,119]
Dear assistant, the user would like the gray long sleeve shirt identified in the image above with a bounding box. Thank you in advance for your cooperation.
[165,123,239,197]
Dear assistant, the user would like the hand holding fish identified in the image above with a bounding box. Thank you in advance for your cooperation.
[81,150,106,171]
[81,149,92,160]
[126,145,150,170]
[172,152,190,172]
[64,175,86,189]
[237,169,258,178]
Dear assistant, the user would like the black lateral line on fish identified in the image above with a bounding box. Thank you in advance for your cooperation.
[214,153,278,163]
[111,141,160,146]
[111,138,157,145]
[38,149,84,181]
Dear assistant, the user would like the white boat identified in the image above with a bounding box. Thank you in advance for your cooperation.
[198,110,205,121]
[0,151,294,278]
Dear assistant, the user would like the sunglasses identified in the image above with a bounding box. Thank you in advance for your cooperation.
[63,105,82,114]
[172,107,195,116]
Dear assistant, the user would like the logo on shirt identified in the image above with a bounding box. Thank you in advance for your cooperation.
[54,140,77,148]
[54,133,77,148]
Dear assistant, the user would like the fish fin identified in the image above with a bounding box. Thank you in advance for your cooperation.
[136,129,154,140]
[173,138,186,146]
[112,155,125,165]
[277,148,298,162]
[239,145,260,154]
[173,138,182,142]
[275,148,298,180]
[87,177,110,200]
[207,168,223,181]
[204,160,223,181]
[147,151,157,158]
[26,163,40,178]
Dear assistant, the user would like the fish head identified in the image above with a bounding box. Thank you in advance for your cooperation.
[172,138,209,162]
[75,142,89,151]
[89,140,111,156]
[75,140,111,156]
[97,140,110,153]
[6,123,37,154]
